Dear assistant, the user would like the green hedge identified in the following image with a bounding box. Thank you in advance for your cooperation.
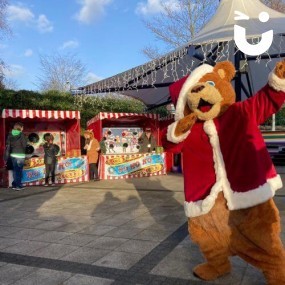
[262,107,285,130]
[2,89,284,129]
[0,89,168,128]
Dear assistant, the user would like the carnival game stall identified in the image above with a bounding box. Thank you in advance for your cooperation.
[87,112,167,179]
[0,109,88,187]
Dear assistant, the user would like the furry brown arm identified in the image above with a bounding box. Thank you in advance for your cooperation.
[174,113,198,137]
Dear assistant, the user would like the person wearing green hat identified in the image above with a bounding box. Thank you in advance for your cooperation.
[4,122,27,190]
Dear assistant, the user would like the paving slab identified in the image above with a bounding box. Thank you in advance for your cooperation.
[55,233,95,246]
[12,268,72,285]
[63,274,114,285]
[30,243,80,259]
[79,224,117,236]
[6,228,47,240]
[0,237,21,250]
[94,251,145,270]
[55,222,90,233]
[1,240,49,255]
[116,239,160,254]
[0,264,35,285]
[61,247,110,264]
[104,227,144,239]
[86,236,128,250]
[31,230,72,242]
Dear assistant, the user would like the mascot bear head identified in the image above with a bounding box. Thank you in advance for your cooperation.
[187,61,236,121]
[174,61,236,122]
[168,61,236,139]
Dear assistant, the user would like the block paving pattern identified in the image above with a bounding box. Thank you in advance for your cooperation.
[0,173,284,285]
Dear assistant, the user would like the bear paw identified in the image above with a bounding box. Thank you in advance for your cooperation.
[193,262,231,281]
[275,60,285,79]
[174,113,197,137]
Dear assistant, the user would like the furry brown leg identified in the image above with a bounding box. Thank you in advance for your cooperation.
[230,199,285,285]
[188,193,232,281]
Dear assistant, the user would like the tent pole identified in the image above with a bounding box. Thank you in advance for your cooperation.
[234,49,242,102]
[241,52,253,98]
[272,114,276,131]
[246,53,285,61]
[241,81,251,98]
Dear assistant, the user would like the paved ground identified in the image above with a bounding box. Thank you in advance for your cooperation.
[0,169,284,285]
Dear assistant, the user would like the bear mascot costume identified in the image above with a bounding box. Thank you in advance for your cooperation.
[163,60,285,284]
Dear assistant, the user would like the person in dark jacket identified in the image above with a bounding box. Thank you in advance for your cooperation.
[138,127,157,153]
[43,134,58,186]
[5,122,27,190]
[99,137,107,154]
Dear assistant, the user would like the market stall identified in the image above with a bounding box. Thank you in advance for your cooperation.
[0,109,88,187]
[87,112,167,179]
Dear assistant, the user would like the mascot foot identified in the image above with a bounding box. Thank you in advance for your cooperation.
[193,262,231,281]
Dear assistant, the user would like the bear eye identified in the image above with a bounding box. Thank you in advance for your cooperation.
[207,81,215,86]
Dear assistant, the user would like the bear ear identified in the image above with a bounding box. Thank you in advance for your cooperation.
[213,61,236,82]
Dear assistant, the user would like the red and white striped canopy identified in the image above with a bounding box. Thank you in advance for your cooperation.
[159,114,175,121]
[2,109,80,120]
[87,112,158,126]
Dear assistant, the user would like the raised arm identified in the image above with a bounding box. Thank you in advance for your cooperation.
[239,60,285,125]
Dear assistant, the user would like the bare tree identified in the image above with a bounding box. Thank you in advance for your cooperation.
[142,0,285,60]
[141,0,219,59]
[0,0,9,31]
[0,0,10,88]
[36,53,87,92]
[3,77,19,90]
[261,0,285,12]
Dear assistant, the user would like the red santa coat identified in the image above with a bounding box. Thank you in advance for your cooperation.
[164,83,285,218]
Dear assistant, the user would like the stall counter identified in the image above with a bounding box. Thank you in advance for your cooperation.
[8,156,89,186]
[99,152,166,180]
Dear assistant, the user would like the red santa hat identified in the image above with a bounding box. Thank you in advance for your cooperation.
[169,64,214,121]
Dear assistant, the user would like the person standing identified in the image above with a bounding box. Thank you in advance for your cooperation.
[4,122,27,190]
[99,137,107,154]
[43,134,58,186]
[84,130,100,181]
[138,127,157,153]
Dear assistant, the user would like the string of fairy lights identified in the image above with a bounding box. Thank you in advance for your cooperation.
[74,34,285,109]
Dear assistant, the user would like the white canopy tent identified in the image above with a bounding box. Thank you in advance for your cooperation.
[191,0,285,44]
[78,0,285,108]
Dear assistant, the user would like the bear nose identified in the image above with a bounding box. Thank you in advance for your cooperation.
[191,85,205,93]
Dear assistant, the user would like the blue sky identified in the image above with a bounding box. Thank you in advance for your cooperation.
[1,0,172,90]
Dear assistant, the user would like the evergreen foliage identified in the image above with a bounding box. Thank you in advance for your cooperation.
[0,89,169,128]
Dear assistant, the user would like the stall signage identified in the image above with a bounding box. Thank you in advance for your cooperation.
[104,153,165,178]
[22,157,88,183]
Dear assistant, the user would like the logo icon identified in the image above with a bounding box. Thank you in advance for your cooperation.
[234,11,273,56]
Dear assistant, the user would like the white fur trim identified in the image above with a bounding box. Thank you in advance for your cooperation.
[226,175,282,210]
[183,120,283,218]
[184,176,282,217]
[167,121,190,143]
[184,180,223,218]
[268,70,285,92]
[175,64,214,121]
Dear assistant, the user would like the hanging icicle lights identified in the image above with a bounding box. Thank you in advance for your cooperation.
[74,35,285,108]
